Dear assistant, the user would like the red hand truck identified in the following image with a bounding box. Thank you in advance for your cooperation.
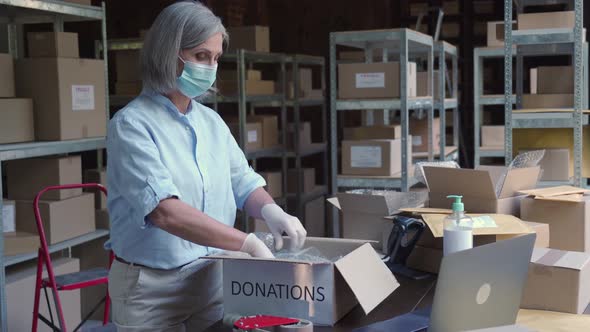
[31,183,113,332]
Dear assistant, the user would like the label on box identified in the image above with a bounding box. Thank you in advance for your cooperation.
[2,203,15,233]
[413,135,423,146]
[355,72,385,88]
[351,146,382,168]
[71,85,95,111]
[247,130,258,143]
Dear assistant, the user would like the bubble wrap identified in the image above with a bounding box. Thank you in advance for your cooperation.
[414,161,460,185]
[253,233,339,262]
[494,150,545,197]
[345,189,428,214]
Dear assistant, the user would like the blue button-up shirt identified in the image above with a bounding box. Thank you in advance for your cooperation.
[105,92,265,269]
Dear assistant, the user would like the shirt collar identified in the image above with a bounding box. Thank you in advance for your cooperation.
[142,91,196,118]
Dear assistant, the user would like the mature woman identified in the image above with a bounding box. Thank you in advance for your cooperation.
[106,2,307,331]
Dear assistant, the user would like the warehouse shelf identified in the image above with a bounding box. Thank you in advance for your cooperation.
[252,98,324,108]
[413,146,459,161]
[504,0,587,186]
[480,94,516,106]
[286,143,327,158]
[478,147,505,158]
[337,174,420,189]
[245,146,284,160]
[434,98,458,110]
[5,229,110,267]
[336,97,433,111]
[0,1,109,328]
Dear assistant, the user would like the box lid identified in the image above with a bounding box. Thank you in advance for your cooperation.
[531,247,590,271]
[328,191,428,216]
[422,214,534,238]
[334,243,399,314]
[519,186,590,203]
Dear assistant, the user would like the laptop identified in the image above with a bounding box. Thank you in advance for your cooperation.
[354,233,536,332]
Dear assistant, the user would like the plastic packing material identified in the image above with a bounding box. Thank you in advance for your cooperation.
[254,232,341,262]
[414,161,460,185]
[345,189,429,212]
[494,150,545,197]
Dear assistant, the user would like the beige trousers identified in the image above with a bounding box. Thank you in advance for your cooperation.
[108,259,223,332]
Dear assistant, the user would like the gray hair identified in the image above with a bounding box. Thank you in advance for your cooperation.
[141,1,228,94]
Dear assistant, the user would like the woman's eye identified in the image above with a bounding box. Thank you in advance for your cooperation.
[196,53,208,61]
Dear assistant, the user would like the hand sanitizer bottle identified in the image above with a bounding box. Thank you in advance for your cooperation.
[443,195,474,256]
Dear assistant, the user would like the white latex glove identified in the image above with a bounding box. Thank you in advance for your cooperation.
[261,203,307,251]
[239,233,275,258]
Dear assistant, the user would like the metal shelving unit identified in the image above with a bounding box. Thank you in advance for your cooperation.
[330,28,434,195]
[0,1,109,330]
[504,0,587,186]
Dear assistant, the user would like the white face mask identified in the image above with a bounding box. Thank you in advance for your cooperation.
[176,56,217,98]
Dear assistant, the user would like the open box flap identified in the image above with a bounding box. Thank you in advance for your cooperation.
[422,214,534,238]
[326,197,341,210]
[531,247,590,271]
[498,167,541,199]
[519,185,590,199]
[423,167,497,200]
[336,192,391,216]
[334,243,399,314]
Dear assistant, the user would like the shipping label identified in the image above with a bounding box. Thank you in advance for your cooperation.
[351,146,382,168]
[72,85,95,111]
[247,130,258,143]
[355,72,385,88]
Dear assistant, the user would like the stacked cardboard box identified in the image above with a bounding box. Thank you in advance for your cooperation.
[525,66,574,109]
[281,68,322,99]
[16,32,106,141]
[338,62,417,99]
[286,122,313,150]
[410,116,441,153]
[286,168,316,193]
[227,115,279,151]
[258,171,282,199]
[216,69,275,96]
[5,156,96,248]
[83,168,110,229]
[481,125,504,148]
[0,53,35,144]
[228,121,263,151]
[487,21,517,47]
[226,26,270,52]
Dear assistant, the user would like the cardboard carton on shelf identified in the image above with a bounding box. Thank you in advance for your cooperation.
[521,94,573,109]
[286,122,312,150]
[341,139,408,177]
[283,68,313,99]
[114,50,141,82]
[83,168,107,210]
[0,53,15,97]
[327,190,428,249]
[343,125,401,141]
[248,115,279,148]
[217,80,275,96]
[521,248,590,314]
[487,21,517,47]
[209,237,399,326]
[15,58,107,141]
[423,165,540,216]
[520,148,570,181]
[258,171,282,199]
[227,122,263,151]
[481,125,504,148]
[4,231,38,256]
[226,26,270,52]
[2,200,16,233]
[536,66,573,94]
[518,11,575,30]
[217,69,262,81]
[286,168,316,193]
[520,186,590,252]
[0,98,34,144]
[27,32,79,58]
[15,193,96,245]
[530,68,537,94]
[416,70,440,99]
[338,62,417,99]
[410,116,441,153]
[7,258,81,331]
[6,155,82,201]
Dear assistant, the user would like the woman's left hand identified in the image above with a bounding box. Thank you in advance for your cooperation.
[261,204,307,252]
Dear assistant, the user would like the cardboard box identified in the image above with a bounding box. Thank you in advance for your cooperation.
[7,258,80,332]
[536,66,573,94]
[0,53,15,97]
[6,155,82,201]
[218,69,262,81]
[520,190,590,252]
[522,94,573,109]
[27,32,79,58]
[210,237,399,326]
[338,62,417,99]
[226,26,270,52]
[228,122,263,151]
[327,191,428,249]
[487,21,517,47]
[417,71,440,98]
[406,245,443,274]
[72,237,109,321]
[114,50,140,82]
[4,231,38,256]
[338,50,383,62]
[424,166,540,216]
[521,248,590,314]
[526,221,550,248]
[2,200,16,233]
[518,11,575,30]
[481,125,505,147]
[115,81,142,95]
[530,68,537,94]
[95,209,109,229]
[0,98,34,144]
[287,122,312,150]
[410,117,441,153]
[217,80,275,96]
[15,193,95,245]
[287,168,315,193]
[284,68,313,98]
[83,168,107,210]
[249,115,279,148]
[520,148,570,181]
[343,125,401,141]
[305,196,326,237]
[342,139,403,176]
[259,171,282,199]
[15,58,107,141]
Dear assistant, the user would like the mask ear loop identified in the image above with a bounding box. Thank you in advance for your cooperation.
[178,55,186,64]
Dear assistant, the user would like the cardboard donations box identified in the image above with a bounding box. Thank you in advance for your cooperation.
[423,166,540,216]
[210,237,399,326]
[327,191,428,249]
[519,186,590,252]
[521,248,590,314]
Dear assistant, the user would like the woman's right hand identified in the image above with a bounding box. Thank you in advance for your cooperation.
[239,233,275,258]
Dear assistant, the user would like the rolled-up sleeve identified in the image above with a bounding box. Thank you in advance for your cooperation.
[107,116,181,226]
[227,127,266,209]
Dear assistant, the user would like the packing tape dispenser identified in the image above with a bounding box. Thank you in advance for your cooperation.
[224,314,313,332]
